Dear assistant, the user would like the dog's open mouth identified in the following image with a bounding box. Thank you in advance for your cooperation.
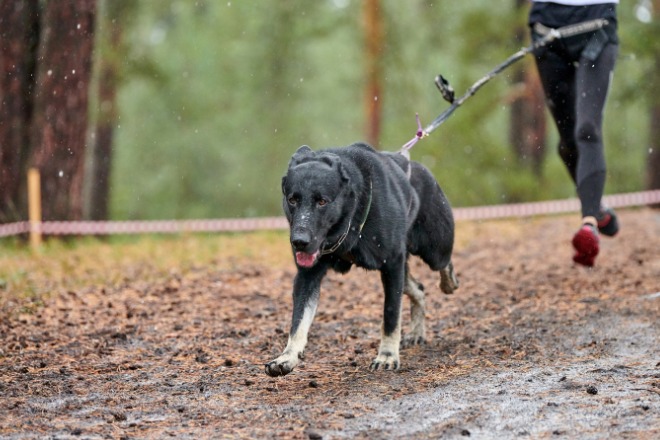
[295,250,320,268]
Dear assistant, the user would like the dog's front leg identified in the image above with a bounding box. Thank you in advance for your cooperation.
[370,254,405,371]
[265,266,326,377]
[402,271,426,346]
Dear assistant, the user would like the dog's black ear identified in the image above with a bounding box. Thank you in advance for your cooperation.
[318,153,339,168]
[338,160,350,184]
[293,145,312,159]
[295,145,312,155]
[289,145,313,167]
[319,153,351,185]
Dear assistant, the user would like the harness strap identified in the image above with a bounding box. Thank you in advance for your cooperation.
[400,113,426,157]
[358,180,373,232]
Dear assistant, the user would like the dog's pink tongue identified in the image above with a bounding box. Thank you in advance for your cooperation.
[295,251,319,267]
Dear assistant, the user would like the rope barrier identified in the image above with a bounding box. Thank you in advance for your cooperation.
[1,190,658,238]
[0,221,30,238]
[452,190,660,221]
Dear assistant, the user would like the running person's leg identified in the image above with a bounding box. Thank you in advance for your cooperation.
[535,40,618,266]
[534,49,580,183]
[573,43,618,220]
[569,43,618,266]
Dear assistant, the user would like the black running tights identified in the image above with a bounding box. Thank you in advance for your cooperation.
[534,43,618,218]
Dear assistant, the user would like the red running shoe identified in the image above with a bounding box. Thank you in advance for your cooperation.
[597,207,619,237]
[572,223,600,267]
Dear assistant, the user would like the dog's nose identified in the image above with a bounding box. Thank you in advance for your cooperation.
[291,238,310,251]
[291,231,311,251]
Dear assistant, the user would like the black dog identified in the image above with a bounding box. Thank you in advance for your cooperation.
[265,143,458,377]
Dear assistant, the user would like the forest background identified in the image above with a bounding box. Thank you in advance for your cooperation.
[1,0,659,223]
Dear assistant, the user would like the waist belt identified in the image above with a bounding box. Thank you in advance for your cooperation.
[533,19,612,61]
[532,18,609,39]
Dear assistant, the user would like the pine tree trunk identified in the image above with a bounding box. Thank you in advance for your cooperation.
[29,0,96,221]
[648,0,660,201]
[647,99,660,195]
[86,0,125,221]
[0,0,39,222]
[88,66,115,221]
[510,65,546,174]
[363,0,383,148]
[510,0,546,175]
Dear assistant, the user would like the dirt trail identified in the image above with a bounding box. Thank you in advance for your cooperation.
[1,209,658,439]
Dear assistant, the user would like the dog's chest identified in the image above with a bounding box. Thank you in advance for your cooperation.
[341,239,386,271]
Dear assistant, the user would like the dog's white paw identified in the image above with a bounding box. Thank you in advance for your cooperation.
[401,333,426,348]
[370,351,400,371]
[265,353,301,377]
[440,261,459,294]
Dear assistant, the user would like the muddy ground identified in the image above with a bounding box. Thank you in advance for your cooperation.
[0,209,658,439]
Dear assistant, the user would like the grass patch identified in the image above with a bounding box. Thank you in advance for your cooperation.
[0,231,291,304]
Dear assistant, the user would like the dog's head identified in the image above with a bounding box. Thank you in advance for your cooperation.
[282,145,352,268]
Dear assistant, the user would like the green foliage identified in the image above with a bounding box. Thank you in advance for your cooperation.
[107,0,656,219]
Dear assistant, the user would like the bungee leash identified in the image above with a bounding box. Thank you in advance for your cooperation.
[399,18,610,155]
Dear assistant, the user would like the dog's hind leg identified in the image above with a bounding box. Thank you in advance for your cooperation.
[265,267,326,377]
[370,254,406,371]
[402,270,426,347]
[439,260,459,294]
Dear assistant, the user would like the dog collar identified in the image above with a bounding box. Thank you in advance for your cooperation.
[359,180,373,232]
[321,180,372,255]
[321,221,351,255]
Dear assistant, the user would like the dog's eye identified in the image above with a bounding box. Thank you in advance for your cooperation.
[317,198,328,207]
[287,196,298,206]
